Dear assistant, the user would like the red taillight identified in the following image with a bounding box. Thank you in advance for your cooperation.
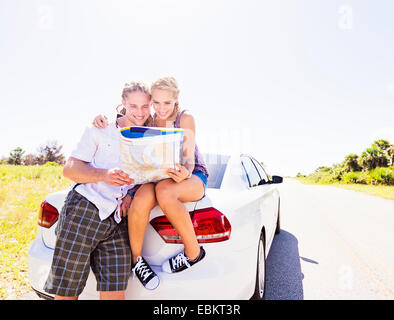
[38,201,59,228]
[150,207,231,244]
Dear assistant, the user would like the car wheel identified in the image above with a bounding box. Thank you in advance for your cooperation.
[251,232,266,300]
[275,198,281,234]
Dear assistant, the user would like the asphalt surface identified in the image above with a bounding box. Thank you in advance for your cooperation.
[265,178,394,299]
[21,178,394,300]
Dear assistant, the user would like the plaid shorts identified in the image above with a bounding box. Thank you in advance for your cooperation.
[44,189,132,297]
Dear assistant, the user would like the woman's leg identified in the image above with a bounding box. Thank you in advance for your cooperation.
[128,183,157,263]
[155,176,205,260]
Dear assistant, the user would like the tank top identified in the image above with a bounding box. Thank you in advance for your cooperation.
[153,110,209,177]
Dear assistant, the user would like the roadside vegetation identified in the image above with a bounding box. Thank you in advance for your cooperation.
[294,139,394,200]
[0,163,72,299]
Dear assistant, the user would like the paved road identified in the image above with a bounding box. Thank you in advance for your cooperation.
[21,178,394,300]
[265,178,394,300]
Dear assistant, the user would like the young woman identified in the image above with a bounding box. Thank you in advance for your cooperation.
[93,76,209,280]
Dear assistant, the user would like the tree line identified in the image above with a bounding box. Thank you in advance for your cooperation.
[1,141,66,166]
[297,139,394,186]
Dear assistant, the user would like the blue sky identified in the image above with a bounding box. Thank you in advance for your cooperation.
[0,0,393,176]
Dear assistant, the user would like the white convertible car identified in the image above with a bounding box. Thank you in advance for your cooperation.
[28,153,282,300]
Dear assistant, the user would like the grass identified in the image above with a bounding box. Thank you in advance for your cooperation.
[0,164,72,299]
[294,177,394,200]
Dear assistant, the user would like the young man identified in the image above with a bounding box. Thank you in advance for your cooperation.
[43,82,152,300]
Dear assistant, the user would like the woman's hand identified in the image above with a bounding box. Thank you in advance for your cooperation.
[92,114,109,129]
[166,163,191,183]
[120,194,132,217]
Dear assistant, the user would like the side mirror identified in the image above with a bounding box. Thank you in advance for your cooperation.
[258,179,267,186]
[271,175,283,184]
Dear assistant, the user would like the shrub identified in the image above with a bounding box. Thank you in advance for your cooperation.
[308,171,335,184]
[7,147,25,165]
[342,171,368,184]
[367,167,394,185]
[332,167,345,181]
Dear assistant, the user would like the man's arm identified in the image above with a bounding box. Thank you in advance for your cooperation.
[63,157,133,186]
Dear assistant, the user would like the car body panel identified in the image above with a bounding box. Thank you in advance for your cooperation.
[28,153,281,299]
[29,231,258,300]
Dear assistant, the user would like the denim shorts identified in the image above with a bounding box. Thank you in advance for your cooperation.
[193,171,208,189]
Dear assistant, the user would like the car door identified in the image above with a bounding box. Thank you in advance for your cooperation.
[241,155,275,246]
[250,157,277,246]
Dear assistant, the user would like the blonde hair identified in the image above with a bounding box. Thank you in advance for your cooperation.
[151,76,180,117]
[117,81,153,126]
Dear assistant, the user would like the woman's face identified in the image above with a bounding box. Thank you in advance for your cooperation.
[151,89,177,120]
[122,91,151,126]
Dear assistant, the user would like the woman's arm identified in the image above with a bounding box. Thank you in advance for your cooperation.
[179,112,196,173]
[165,112,197,182]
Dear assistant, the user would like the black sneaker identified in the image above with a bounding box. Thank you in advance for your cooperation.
[132,256,160,290]
[162,246,206,273]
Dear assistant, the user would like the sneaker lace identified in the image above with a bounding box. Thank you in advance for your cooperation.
[172,252,191,269]
[132,257,152,281]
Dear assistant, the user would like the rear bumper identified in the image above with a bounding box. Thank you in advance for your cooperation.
[31,287,54,300]
[28,232,256,300]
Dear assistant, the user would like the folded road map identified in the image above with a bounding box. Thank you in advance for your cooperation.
[119,126,184,184]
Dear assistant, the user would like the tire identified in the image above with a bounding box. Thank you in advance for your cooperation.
[251,232,266,300]
[275,198,281,235]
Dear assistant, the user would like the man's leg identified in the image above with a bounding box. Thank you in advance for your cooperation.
[91,217,132,299]
[100,291,125,300]
[44,190,98,298]
[54,295,78,300]
[55,291,125,300]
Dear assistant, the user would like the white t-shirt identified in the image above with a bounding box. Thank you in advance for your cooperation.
[71,122,135,223]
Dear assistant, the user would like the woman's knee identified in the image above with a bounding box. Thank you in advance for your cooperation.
[129,187,156,214]
[155,181,177,205]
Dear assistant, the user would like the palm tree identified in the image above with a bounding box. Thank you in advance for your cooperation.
[388,145,394,166]
[343,154,361,172]
[359,140,390,170]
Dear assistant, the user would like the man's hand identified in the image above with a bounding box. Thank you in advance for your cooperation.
[104,168,134,186]
[120,194,132,217]
[166,163,191,183]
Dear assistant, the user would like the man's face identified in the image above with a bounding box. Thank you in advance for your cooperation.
[122,91,151,126]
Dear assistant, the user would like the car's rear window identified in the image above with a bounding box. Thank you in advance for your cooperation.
[202,154,230,189]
